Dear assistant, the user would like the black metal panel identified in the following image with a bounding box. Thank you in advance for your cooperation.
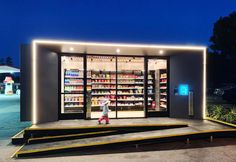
[20,44,32,121]
[144,57,148,118]
[36,47,58,123]
[169,53,203,119]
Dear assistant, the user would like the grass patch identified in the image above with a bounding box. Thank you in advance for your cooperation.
[207,104,236,124]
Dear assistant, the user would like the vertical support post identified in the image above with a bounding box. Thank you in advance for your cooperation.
[188,91,194,116]
[115,56,118,119]
[210,136,213,143]
[186,138,190,144]
[144,57,148,117]
[84,54,87,119]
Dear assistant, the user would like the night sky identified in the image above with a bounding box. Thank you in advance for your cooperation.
[0,0,236,67]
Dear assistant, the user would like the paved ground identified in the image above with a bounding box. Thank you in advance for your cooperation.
[0,94,31,139]
[0,95,236,162]
[1,138,236,162]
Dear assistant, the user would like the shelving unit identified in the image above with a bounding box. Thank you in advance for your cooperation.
[159,69,168,110]
[147,71,156,111]
[63,69,84,113]
[90,70,116,110]
[87,70,146,111]
[61,59,168,116]
[116,71,144,111]
[86,70,158,112]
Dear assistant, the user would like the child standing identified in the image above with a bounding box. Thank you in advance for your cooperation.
[98,99,110,124]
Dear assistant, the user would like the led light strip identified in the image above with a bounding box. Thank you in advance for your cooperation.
[32,41,37,124]
[33,39,206,50]
[31,39,207,124]
[203,48,207,119]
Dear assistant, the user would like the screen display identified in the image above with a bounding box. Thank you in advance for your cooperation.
[178,84,189,96]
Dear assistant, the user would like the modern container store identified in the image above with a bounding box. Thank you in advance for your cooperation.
[20,40,207,124]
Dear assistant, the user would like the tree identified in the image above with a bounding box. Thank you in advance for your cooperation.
[208,11,236,87]
[210,12,236,59]
[6,56,13,66]
[0,58,4,65]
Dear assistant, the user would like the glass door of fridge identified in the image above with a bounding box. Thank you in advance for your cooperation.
[117,57,145,118]
[87,56,116,119]
[147,58,168,115]
[61,56,85,118]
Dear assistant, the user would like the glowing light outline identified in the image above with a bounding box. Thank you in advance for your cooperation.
[203,48,207,119]
[32,41,37,124]
[31,39,207,124]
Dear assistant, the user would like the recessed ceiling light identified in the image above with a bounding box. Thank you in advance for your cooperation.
[116,48,120,53]
[159,50,164,54]
[69,47,74,51]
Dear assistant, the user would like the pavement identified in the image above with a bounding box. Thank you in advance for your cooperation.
[0,94,31,139]
[0,94,236,162]
[1,138,236,162]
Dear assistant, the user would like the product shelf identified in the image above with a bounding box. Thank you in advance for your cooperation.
[91,93,113,95]
[91,105,116,107]
[64,101,83,103]
[64,106,83,108]
[92,82,116,84]
[117,93,144,95]
[117,104,143,107]
[117,88,144,90]
[160,93,167,96]
[160,99,167,102]
[118,82,144,85]
[117,78,143,80]
[91,78,116,80]
[91,88,116,90]
[160,82,167,84]
[64,91,84,94]
[64,84,84,86]
[160,105,167,108]
[64,77,84,79]
[117,99,144,101]
[160,87,167,90]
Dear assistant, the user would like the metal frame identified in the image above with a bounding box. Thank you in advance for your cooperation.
[58,53,85,120]
[58,53,170,120]
[115,55,145,119]
[145,56,170,117]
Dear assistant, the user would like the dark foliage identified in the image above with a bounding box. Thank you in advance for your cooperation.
[208,12,236,87]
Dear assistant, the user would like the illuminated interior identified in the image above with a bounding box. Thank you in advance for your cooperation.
[147,59,167,112]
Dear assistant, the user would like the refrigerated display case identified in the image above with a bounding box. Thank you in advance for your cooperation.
[61,56,85,116]
[147,59,168,114]
[60,56,168,119]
